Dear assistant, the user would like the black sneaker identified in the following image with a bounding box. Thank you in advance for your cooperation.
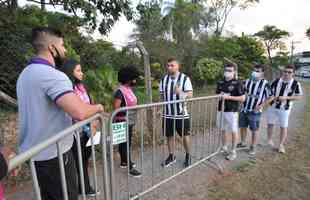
[120,161,136,169]
[129,168,142,177]
[162,154,176,167]
[237,143,247,148]
[183,154,191,168]
[82,187,100,197]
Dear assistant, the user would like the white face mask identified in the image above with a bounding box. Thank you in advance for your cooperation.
[251,71,262,80]
[224,71,234,80]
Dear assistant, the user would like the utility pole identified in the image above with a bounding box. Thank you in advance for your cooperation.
[290,40,301,64]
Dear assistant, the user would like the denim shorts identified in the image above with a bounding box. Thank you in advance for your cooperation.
[239,111,262,131]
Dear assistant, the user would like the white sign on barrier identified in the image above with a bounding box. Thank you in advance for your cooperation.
[112,122,127,145]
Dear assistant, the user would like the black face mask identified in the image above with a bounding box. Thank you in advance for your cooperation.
[52,46,66,69]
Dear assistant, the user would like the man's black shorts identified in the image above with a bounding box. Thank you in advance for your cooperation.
[163,118,191,137]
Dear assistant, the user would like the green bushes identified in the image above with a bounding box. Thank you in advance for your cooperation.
[194,58,223,87]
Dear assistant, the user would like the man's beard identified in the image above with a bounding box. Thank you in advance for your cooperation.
[53,48,66,69]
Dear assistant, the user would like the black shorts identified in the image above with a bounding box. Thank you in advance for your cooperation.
[163,118,191,137]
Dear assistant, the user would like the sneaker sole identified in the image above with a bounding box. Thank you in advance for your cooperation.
[120,164,136,169]
[130,174,142,178]
[162,159,176,168]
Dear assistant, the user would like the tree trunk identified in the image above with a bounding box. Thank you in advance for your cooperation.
[266,48,274,80]
[41,0,46,10]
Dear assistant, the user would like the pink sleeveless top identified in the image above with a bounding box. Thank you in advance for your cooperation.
[73,83,90,104]
[114,85,137,122]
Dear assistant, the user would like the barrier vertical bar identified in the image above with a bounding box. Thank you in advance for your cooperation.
[100,115,111,200]
[30,159,42,200]
[90,123,98,199]
[75,131,86,200]
[57,142,68,200]
[126,110,130,199]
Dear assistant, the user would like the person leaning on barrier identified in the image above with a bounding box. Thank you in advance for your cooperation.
[266,64,303,154]
[113,65,142,177]
[237,64,273,156]
[159,57,193,168]
[17,27,104,200]
[216,64,245,161]
[60,59,99,196]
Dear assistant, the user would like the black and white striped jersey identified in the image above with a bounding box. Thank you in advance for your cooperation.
[159,72,193,119]
[241,79,272,113]
[270,78,303,110]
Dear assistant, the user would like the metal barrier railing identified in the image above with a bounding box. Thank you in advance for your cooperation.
[8,113,111,200]
[7,95,224,200]
[108,95,224,200]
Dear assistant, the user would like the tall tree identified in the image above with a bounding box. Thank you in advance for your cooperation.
[254,25,289,79]
[205,0,259,36]
[306,27,310,39]
[254,25,289,66]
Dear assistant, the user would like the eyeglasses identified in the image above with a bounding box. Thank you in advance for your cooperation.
[167,64,175,68]
[283,70,293,74]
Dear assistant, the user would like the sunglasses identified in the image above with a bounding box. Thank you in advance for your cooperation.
[283,70,293,74]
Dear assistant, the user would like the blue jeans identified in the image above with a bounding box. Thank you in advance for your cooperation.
[239,111,262,131]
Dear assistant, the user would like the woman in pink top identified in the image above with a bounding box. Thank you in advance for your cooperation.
[113,66,141,177]
[61,60,97,196]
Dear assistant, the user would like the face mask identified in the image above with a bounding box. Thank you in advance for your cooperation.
[52,46,66,69]
[224,72,234,80]
[251,71,262,80]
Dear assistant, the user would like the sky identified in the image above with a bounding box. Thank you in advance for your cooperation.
[20,0,310,54]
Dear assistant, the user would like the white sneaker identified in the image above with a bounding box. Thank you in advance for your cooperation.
[278,144,286,154]
[226,151,237,161]
[220,146,229,155]
[267,140,274,148]
[249,146,256,156]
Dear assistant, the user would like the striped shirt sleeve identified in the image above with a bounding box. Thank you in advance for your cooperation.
[183,77,193,92]
[294,82,303,96]
[159,77,164,94]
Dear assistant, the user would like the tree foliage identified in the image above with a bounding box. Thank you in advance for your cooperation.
[306,27,310,39]
[205,0,259,36]
[193,58,223,86]
[1,0,133,34]
[254,25,289,79]
[254,25,289,66]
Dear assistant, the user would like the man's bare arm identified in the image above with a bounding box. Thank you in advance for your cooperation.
[56,93,104,121]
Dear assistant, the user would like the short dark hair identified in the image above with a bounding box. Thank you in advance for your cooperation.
[118,65,140,84]
[31,27,63,53]
[285,64,295,72]
[254,64,265,72]
[224,63,237,71]
[167,57,178,63]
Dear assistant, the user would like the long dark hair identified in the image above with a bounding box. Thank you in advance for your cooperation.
[61,59,81,85]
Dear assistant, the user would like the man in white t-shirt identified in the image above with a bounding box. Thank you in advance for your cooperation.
[266,64,303,153]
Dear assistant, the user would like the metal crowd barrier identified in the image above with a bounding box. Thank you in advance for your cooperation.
[7,95,224,200]
[8,113,111,200]
[108,95,224,200]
